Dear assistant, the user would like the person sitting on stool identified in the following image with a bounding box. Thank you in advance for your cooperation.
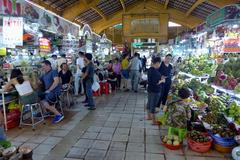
[38,60,64,124]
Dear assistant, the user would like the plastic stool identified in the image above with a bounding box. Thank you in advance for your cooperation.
[19,103,44,130]
[93,89,101,96]
[100,82,110,95]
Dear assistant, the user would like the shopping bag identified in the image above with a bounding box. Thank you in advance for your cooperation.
[92,81,100,91]
[157,112,169,125]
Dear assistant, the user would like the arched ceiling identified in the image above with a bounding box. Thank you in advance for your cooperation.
[32,0,239,33]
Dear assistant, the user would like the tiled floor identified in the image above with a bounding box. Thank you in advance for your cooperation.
[6,91,231,160]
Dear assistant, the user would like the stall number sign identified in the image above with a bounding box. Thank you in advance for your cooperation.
[2,17,23,48]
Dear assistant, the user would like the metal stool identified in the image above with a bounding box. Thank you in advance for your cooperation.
[43,95,64,118]
[19,103,44,130]
[61,85,74,108]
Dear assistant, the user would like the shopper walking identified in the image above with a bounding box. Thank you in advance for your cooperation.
[121,54,130,91]
[147,57,165,125]
[82,53,96,110]
[142,55,147,71]
[157,54,173,111]
[129,53,142,92]
[74,52,85,96]
[112,58,121,89]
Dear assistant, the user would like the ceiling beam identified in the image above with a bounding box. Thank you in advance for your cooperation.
[63,0,101,21]
[185,0,206,17]
[119,0,126,12]
[164,0,170,9]
[208,0,239,8]
[91,6,107,20]
[30,0,62,15]
[91,1,203,33]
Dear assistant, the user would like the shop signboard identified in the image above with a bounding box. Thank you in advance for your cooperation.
[207,4,240,27]
[0,0,23,16]
[23,1,79,36]
[224,38,240,52]
[39,37,51,53]
[2,16,23,48]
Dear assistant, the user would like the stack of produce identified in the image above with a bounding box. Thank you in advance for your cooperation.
[225,101,240,125]
[161,135,181,150]
[188,130,212,153]
[208,96,226,113]
[181,55,216,76]
[214,58,240,90]
[201,113,228,127]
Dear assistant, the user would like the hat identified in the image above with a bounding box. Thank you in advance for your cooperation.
[85,53,92,61]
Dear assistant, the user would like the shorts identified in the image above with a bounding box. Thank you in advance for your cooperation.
[147,92,161,114]
[38,92,58,106]
[122,70,129,79]
[20,92,39,105]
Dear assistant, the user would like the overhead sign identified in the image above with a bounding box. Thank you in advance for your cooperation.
[206,4,240,27]
[2,17,23,48]
[39,38,51,53]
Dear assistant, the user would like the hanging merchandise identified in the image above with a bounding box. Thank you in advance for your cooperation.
[2,16,23,48]
[39,37,51,54]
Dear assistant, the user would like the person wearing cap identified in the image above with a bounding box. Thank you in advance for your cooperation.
[82,53,96,110]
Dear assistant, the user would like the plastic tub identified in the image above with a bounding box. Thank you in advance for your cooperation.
[213,142,235,153]
[162,142,181,150]
[208,131,236,147]
[187,137,212,153]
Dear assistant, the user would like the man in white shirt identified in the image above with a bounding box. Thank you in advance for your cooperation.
[74,52,85,96]
[47,55,58,71]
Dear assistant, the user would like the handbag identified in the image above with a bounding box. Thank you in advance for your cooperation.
[92,81,100,91]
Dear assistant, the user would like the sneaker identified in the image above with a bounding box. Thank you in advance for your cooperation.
[88,107,96,110]
[52,115,64,124]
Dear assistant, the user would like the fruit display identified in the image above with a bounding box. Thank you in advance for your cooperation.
[217,58,240,80]
[201,113,228,126]
[188,131,211,143]
[211,125,236,138]
[161,135,180,146]
[181,55,216,76]
[225,101,240,125]
[208,96,226,113]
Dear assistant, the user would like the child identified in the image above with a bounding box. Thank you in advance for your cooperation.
[107,69,117,92]
[147,57,165,125]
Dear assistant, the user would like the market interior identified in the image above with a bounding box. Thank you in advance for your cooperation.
[0,0,240,160]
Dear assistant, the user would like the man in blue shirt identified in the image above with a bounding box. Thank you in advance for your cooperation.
[82,53,96,110]
[39,60,64,124]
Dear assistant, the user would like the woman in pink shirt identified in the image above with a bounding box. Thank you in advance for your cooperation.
[112,58,122,89]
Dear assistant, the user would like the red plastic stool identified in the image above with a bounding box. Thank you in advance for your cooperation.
[93,89,101,96]
[100,82,110,95]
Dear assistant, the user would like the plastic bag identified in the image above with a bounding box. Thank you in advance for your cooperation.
[92,81,100,91]
[157,112,169,125]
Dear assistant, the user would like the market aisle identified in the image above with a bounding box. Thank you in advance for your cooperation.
[7,91,230,160]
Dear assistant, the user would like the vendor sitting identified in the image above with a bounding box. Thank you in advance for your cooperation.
[58,63,73,90]
[166,88,192,129]
[4,69,38,105]
[107,69,117,92]
[38,60,64,124]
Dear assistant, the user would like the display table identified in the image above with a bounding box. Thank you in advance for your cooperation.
[211,84,240,101]
[0,89,18,131]
[179,72,209,82]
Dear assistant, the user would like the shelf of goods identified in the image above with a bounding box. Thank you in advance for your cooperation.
[179,72,240,101]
